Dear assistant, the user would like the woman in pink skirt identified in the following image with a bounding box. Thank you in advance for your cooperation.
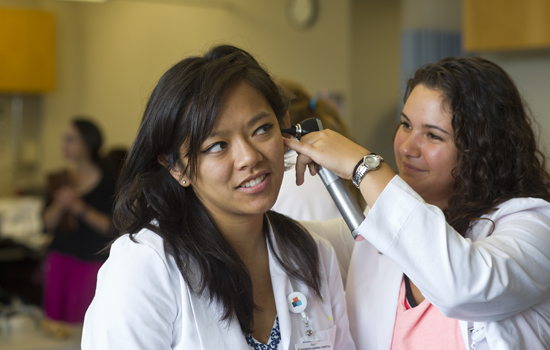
[42,118,116,325]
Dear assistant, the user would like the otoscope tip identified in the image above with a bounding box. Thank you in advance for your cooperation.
[280,125,297,137]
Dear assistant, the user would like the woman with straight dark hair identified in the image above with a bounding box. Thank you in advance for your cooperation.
[286,57,550,349]
[81,45,355,350]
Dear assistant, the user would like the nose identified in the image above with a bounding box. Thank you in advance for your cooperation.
[397,130,421,158]
[234,139,263,170]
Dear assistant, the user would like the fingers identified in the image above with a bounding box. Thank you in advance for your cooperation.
[283,137,319,160]
[308,163,318,176]
[284,137,317,186]
[293,147,314,186]
[55,187,79,208]
[284,131,369,183]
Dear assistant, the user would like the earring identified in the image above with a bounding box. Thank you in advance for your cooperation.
[182,179,186,185]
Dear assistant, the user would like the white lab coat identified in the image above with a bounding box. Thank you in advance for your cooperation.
[81,222,355,350]
[302,175,550,350]
[272,151,341,221]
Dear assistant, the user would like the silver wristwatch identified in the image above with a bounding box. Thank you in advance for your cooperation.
[352,153,384,188]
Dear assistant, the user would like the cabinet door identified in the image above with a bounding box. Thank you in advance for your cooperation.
[464,0,550,51]
[0,8,55,92]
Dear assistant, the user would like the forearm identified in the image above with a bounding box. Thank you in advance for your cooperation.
[357,162,395,209]
[360,176,550,321]
[78,205,112,235]
[42,202,66,231]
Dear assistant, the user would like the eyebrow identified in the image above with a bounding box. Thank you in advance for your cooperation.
[208,111,272,138]
[401,113,451,136]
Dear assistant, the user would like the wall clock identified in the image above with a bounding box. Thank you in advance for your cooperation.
[287,0,319,30]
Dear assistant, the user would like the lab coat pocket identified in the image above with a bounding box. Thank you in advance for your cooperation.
[299,325,336,344]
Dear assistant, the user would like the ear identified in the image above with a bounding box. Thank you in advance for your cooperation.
[157,154,191,187]
[157,154,169,168]
[281,111,292,153]
[281,111,291,129]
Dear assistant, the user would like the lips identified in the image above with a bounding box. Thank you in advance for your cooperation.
[402,161,424,172]
[238,173,267,188]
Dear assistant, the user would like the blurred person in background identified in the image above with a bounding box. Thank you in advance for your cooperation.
[101,147,128,182]
[42,118,116,332]
[272,78,365,221]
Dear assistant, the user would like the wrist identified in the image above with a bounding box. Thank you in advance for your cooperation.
[78,204,90,219]
[352,153,384,188]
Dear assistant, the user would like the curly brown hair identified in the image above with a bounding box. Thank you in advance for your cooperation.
[405,57,550,236]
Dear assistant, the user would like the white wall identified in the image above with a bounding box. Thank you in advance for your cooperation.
[0,0,352,191]
[483,52,550,156]
[350,0,401,170]
[401,0,461,31]
[2,0,550,194]
[72,0,352,157]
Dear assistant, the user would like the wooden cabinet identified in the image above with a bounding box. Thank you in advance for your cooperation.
[463,0,550,51]
[0,8,55,93]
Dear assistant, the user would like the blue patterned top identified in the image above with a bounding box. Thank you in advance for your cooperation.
[245,316,281,350]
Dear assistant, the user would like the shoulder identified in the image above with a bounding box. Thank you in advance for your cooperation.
[267,216,338,266]
[302,227,342,278]
[95,228,184,308]
[470,197,550,242]
[488,197,550,229]
[108,228,177,277]
[493,197,550,218]
[112,228,165,253]
[308,229,337,256]
[83,228,185,348]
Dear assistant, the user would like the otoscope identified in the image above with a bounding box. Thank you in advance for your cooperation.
[281,118,365,241]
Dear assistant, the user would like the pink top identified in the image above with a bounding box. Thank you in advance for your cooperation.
[390,277,465,350]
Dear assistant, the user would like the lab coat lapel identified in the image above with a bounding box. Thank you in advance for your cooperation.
[375,252,402,350]
[184,274,249,349]
[346,241,402,350]
[267,225,293,350]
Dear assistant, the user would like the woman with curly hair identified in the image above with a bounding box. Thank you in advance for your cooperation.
[286,57,550,349]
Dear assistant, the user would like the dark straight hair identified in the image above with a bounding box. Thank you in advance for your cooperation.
[72,118,103,165]
[405,57,550,236]
[113,45,321,334]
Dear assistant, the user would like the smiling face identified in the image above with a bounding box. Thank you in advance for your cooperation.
[394,84,458,209]
[176,81,287,225]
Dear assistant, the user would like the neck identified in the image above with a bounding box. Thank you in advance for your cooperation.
[74,158,99,174]
[426,193,451,211]
[217,214,267,264]
[428,199,448,211]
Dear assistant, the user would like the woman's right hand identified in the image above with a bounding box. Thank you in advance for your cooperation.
[283,130,396,208]
[283,129,370,185]
[54,186,78,209]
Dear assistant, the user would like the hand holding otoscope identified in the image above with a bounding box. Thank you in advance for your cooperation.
[281,118,366,241]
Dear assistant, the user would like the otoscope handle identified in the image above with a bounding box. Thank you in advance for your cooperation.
[317,168,365,240]
[283,117,366,240]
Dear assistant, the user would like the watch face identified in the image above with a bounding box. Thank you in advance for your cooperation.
[365,155,380,168]
[287,0,318,29]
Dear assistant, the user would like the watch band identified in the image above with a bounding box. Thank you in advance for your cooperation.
[352,153,383,188]
[352,152,375,180]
